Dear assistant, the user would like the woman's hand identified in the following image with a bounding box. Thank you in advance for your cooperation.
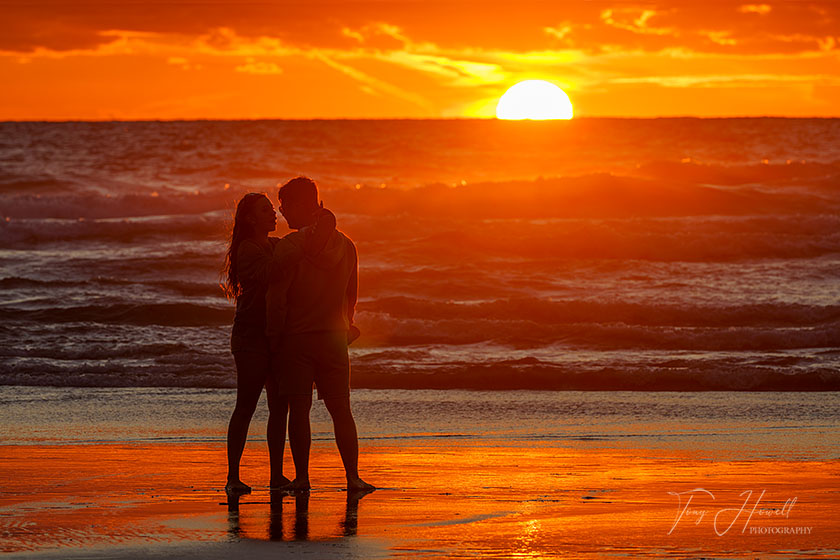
[303,206,336,255]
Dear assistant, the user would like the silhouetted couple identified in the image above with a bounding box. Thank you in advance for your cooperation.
[222,177,372,494]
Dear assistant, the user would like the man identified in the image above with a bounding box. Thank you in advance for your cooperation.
[266,176,373,492]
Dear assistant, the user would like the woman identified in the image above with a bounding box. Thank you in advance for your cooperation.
[222,192,334,494]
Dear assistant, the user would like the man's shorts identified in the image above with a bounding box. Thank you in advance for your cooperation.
[271,331,350,400]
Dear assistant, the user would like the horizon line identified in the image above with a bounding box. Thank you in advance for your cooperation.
[2,115,839,123]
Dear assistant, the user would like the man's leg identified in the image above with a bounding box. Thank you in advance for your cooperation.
[323,396,374,490]
[286,394,313,491]
[265,377,290,488]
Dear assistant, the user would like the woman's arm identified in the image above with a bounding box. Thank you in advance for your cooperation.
[237,239,302,287]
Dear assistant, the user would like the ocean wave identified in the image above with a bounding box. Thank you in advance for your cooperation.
[0,276,222,298]
[356,313,840,351]
[0,214,226,247]
[2,168,837,224]
[0,188,233,220]
[0,295,836,349]
[0,302,232,326]
[327,173,839,220]
[4,210,837,263]
[0,170,84,193]
[350,363,840,391]
[0,277,80,289]
[97,278,225,298]
[361,297,840,328]
[0,341,189,361]
[0,361,235,388]
[634,159,840,186]
[1,359,836,391]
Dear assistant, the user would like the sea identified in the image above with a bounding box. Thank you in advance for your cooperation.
[1,118,839,391]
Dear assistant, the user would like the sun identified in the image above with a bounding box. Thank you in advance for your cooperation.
[496,80,574,120]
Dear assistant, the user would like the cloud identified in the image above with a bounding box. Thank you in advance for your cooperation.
[542,2,840,55]
[600,8,676,36]
[339,22,410,51]
[544,25,572,40]
[739,4,772,16]
[608,73,840,88]
[331,25,510,87]
[235,58,282,75]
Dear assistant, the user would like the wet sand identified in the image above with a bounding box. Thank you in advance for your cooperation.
[1,440,838,559]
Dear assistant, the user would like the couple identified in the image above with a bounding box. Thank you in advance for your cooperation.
[222,176,372,494]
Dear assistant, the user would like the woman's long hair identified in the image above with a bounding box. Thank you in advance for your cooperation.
[222,192,269,300]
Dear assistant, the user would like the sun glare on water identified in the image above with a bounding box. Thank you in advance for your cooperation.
[496,80,574,120]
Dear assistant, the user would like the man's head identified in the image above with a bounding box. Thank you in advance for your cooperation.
[278,176,320,229]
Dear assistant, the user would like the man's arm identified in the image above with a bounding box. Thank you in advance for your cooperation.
[346,241,361,344]
[263,208,336,284]
[346,241,358,326]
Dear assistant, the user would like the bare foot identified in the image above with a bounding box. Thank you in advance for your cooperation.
[276,478,311,492]
[269,475,292,489]
[225,480,252,495]
[347,477,375,491]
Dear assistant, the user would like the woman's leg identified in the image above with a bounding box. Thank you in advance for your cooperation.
[227,350,269,491]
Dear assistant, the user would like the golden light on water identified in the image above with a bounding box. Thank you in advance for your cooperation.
[496,80,574,120]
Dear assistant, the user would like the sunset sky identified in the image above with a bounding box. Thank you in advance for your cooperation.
[2,1,839,119]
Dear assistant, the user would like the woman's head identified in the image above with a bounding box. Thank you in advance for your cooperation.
[222,193,276,299]
[235,192,277,237]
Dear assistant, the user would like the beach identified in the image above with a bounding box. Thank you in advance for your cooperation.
[1,388,838,559]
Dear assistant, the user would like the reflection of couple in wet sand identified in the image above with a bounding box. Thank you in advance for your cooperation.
[227,487,367,540]
[222,176,373,494]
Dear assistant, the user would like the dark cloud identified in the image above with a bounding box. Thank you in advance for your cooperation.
[0,2,359,51]
[1,1,837,55]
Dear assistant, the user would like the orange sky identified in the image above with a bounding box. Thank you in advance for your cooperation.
[2,1,839,119]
